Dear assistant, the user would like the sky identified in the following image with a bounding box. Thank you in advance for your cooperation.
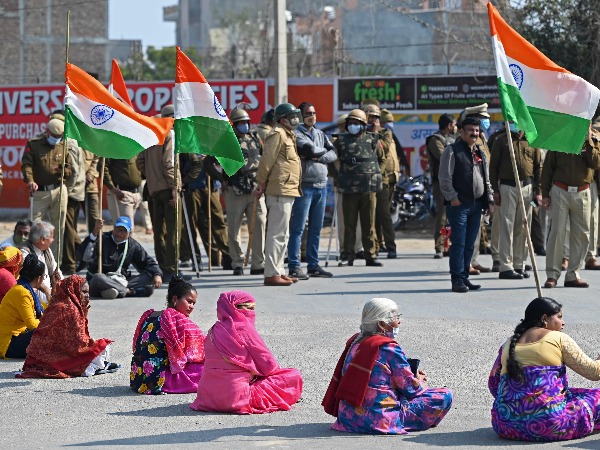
[108,0,176,49]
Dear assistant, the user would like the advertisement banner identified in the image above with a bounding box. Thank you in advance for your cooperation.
[336,77,416,113]
[0,79,267,209]
[416,76,500,110]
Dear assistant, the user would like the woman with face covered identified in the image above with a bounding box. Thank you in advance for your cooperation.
[190,290,302,414]
[322,298,453,434]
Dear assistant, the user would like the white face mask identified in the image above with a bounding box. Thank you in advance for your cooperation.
[47,135,62,146]
[385,327,399,340]
[111,235,127,245]
[348,124,363,135]
[287,117,300,130]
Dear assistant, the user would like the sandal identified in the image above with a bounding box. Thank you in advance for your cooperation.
[94,362,121,375]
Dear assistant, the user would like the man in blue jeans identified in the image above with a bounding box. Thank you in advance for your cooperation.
[288,102,338,279]
[438,117,494,292]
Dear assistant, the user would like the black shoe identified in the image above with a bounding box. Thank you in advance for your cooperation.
[221,255,233,271]
[249,268,264,275]
[499,270,524,280]
[355,251,366,260]
[131,285,154,297]
[515,269,530,278]
[179,260,191,268]
[347,259,354,267]
[442,251,450,257]
[534,248,546,256]
[452,282,468,293]
[365,259,383,267]
[525,264,533,271]
[307,265,333,278]
[233,267,244,276]
[464,279,481,290]
[387,250,397,259]
[289,267,309,280]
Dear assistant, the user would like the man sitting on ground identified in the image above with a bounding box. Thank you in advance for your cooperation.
[79,217,162,299]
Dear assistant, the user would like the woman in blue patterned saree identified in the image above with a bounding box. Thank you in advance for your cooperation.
[489,297,600,441]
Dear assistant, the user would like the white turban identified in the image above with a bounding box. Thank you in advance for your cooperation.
[360,297,398,335]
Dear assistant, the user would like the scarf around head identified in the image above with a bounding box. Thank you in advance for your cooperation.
[210,291,278,376]
[18,275,112,379]
[0,246,23,278]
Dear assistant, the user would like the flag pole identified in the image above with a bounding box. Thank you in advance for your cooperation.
[503,121,543,297]
[97,157,105,274]
[175,145,180,276]
[207,174,212,272]
[57,10,70,269]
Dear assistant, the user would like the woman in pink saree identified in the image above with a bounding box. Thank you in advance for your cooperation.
[190,290,302,414]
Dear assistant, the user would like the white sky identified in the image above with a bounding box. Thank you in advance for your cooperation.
[108,0,176,49]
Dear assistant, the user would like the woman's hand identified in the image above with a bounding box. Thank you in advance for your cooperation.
[417,369,428,382]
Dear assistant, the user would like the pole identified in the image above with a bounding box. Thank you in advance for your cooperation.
[274,0,288,104]
[181,192,201,278]
[244,199,258,267]
[29,193,34,221]
[174,140,180,276]
[503,121,542,298]
[97,158,105,274]
[325,191,337,267]
[207,174,212,272]
[56,10,70,267]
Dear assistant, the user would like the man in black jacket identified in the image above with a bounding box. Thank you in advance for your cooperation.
[79,216,162,299]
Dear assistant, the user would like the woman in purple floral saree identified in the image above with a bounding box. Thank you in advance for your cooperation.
[489,297,600,442]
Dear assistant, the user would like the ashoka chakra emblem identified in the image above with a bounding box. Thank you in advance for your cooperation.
[90,104,115,125]
[214,95,226,117]
[509,63,524,90]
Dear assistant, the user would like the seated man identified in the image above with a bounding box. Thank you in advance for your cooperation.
[1,219,33,249]
[79,217,162,299]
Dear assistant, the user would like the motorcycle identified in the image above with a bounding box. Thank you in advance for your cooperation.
[390,173,435,229]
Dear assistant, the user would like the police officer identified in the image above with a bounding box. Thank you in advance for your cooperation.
[333,108,386,267]
[489,125,542,280]
[21,118,74,258]
[253,109,275,144]
[223,107,267,276]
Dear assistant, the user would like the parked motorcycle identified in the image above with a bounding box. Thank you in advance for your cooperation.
[390,173,435,229]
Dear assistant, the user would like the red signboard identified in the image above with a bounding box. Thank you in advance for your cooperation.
[0,79,268,208]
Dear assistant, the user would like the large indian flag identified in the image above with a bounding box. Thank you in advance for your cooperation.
[108,59,133,107]
[174,47,244,176]
[64,63,173,159]
[488,3,600,153]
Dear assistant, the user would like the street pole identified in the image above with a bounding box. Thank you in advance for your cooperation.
[275,0,288,104]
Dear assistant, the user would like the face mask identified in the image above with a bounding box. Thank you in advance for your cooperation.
[236,123,249,134]
[14,235,27,245]
[385,327,399,340]
[287,117,300,130]
[479,118,490,130]
[509,123,517,132]
[384,122,394,131]
[111,235,127,245]
[47,135,62,146]
[348,124,364,135]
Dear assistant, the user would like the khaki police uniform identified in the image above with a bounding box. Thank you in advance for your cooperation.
[103,156,143,226]
[375,128,399,255]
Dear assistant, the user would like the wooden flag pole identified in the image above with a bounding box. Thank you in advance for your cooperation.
[207,174,212,272]
[174,142,180,276]
[97,157,105,274]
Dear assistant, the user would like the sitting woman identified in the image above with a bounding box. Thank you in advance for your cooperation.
[489,297,600,442]
[130,276,205,394]
[0,254,45,359]
[0,246,23,302]
[322,297,453,434]
[190,291,302,414]
[17,275,115,378]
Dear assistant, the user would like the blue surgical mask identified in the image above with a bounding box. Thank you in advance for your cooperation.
[384,122,394,131]
[385,327,399,340]
[236,123,249,134]
[348,124,364,135]
[509,123,517,132]
[47,135,62,146]
[479,118,490,130]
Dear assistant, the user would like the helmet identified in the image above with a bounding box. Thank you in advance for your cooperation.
[363,104,381,117]
[161,104,174,118]
[336,114,348,126]
[380,109,394,123]
[274,103,301,121]
[229,108,250,124]
[346,109,367,125]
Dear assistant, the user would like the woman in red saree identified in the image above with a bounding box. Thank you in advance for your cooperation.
[17,275,114,378]
[190,291,302,414]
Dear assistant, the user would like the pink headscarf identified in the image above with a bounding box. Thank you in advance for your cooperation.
[210,291,278,376]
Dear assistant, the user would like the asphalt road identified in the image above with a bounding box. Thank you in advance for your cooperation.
[2,240,600,449]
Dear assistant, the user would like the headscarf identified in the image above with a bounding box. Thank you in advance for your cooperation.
[210,291,278,376]
[0,246,23,278]
[17,275,111,379]
[360,297,398,336]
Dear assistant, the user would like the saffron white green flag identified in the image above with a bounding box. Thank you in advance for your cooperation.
[108,59,133,107]
[488,2,600,153]
[174,46,244,176]
[64,63,173,159]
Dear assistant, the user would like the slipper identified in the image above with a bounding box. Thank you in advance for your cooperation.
[94,362,121,375]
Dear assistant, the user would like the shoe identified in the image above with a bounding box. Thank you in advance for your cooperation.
[281,275,299,283]
[499,270,524,280]
[469,266,480,276]
[131,286,154,297]
[366,259,383,267]
[94,362,122,375]
[472,264,491,273]
[464,279,481,290]
[250,268,264,275]
[347,260,354,267]
[561,258,568,271]
[442,251,450,257]
[233,267,244,276]
[179,260,191,268]
[525,264,532,271]
[452,282,468,293]
[355,251,366,260]
[564,279,589,288]
[264,276,293,286]
[289,267,309,280]
[585,258,600,270]
[515,269,530,279]
[491,261,500,273]
[100,288,119,299]
[535,248,546,256]
[307,265,333,278]
[387,250,397,259]
[222,255,233,271]
[544,278,557,288]
[434,252,443,259]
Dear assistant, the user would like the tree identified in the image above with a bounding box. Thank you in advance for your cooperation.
[120,46,206,81]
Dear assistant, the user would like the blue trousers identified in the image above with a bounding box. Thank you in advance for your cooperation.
[446,201,483,283]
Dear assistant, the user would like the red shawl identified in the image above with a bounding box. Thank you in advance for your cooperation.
[322,333,395,417]
[17,275,111,379]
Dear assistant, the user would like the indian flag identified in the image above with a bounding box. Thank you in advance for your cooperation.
[488,2,600,153]
[108,59,133,107]
[174,47,244,176]
[64,63,173,159]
